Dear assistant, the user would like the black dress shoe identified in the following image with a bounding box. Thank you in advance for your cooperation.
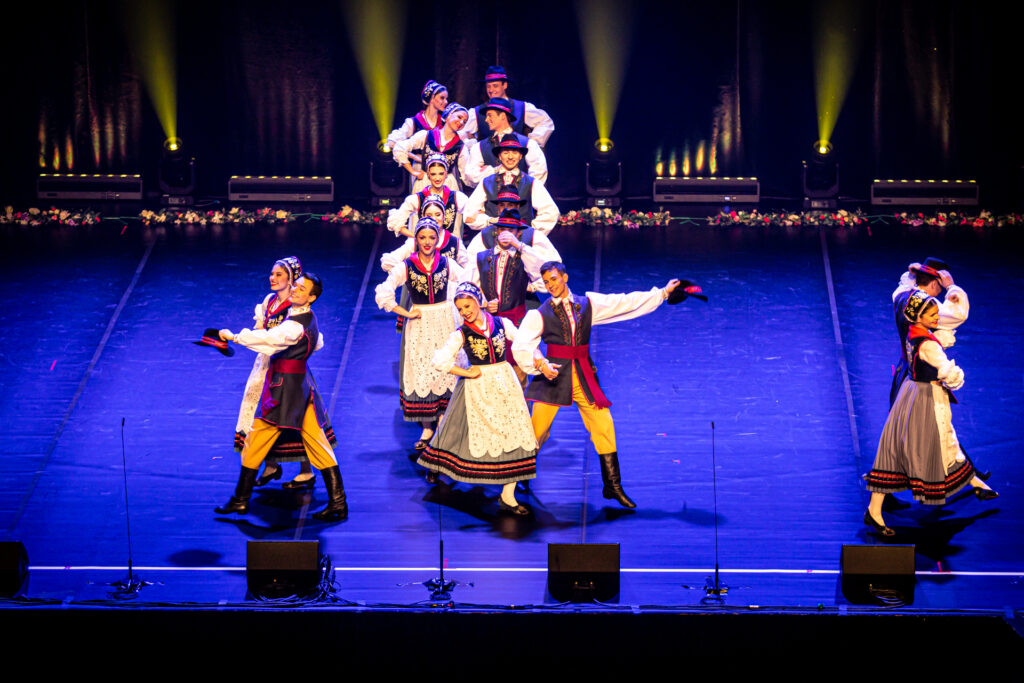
[413,439,430,451]
[976,470,992,482]
[254,465,282,487]
[425,471,439,484]
[863,510,895,537]
[973,487,999,501]
[282,476,315,490]
[498,499,530,516]
[214,496,249,514]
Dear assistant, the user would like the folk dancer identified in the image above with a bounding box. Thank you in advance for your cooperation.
[512,262,684,509]
[216,273,348,522]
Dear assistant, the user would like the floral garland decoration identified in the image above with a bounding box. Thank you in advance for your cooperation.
[558,207,672,229]
[1,206,102,226]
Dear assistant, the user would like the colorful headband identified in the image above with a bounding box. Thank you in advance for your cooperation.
[423,152,449,173]
[419,195,446,217]
[414,217,441,237]
[454,282,484,305]
[442,102,468,122]
[274,256,303,283]
[903,290,939,323]
[421,80,447,106]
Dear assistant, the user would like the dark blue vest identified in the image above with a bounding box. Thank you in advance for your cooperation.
[404,255,451,306]
[480,132,530,172]
[906,328,941,383]
[524,295,599,407]
[476,249,530,315]
[460,315,509,366]
[417,186,461,235]
[481,173,536,225]
[257,310,318,430]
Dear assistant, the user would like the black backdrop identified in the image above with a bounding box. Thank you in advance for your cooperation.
[2,0,1020,207]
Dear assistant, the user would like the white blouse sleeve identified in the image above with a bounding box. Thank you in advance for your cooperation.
[511,309,544,374]
[500,316,518,343]
[315,332,324,352]
[381,237,416,273]
[374,263,408,312]
[387,117,417,147]
[386,194,420,237]
[462,141,491,187]
[918,339,964,389]
[524,139,547,185]
[588,287,667,326]
[253,298,267,329]
[937,285,969,330]
[234,320,305,356]
[523,101,554,147]
[432,329,466,373]
[462,184,492,231]
[529,181,559,235]
[393,130,428,167]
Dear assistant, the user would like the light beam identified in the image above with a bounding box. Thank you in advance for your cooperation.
[342,0,407,143]
[576,0,632,143]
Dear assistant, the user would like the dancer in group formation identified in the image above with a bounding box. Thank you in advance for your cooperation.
[864,289,997,536]
[215,273,348,522]
[375,217,467,452]
[387,80,447,151]
[462,66,554,148]
[233,257,328,491]
[418,282,538,514]
[512,263,688,509]
[393,104,470,193]
[464,136,558,234]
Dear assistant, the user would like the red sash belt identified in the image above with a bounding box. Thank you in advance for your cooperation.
[498,303,526,326]
[271,359,307,374]
[546,344,611,408]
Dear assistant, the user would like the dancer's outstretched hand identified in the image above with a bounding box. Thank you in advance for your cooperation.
[219,329,235,341]
[664,278,682,294]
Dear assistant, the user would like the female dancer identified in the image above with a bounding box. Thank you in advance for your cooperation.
[865,290,997,535]
[393,103,470,192]
[236,257,331,489]
[386,154,469,240]
[386,80,447,151]
[418,282,537,514]
[375,217,465,451]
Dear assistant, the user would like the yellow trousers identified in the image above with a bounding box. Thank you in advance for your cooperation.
[241,400,338,470]
[530,371,617,455]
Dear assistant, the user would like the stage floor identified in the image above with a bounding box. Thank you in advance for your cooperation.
[1,219,1022,617]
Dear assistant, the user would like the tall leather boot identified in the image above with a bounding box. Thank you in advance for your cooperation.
[598,451,636,509]
[312,466,348,521]
[215,466,259,514]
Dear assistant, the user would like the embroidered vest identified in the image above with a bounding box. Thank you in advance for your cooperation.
[477,249,530,314]
[480,132,530,172]
[524,296,601,407]
[906,328,942,383]
[404,254,450,305]
[481,174,536,225]
[257,311,318,430]
[424,129,465,177]
[417,186,460,234]
[461,315,509,366]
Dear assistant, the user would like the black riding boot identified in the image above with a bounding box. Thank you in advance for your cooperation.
[215,466,259,514]
[312,466,348,521]
[598,451,636,509]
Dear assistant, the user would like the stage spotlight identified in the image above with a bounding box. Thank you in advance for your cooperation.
[586,138,622,207]
[370,139,405,207]
[159,137,195,206]
[802,140,838,209]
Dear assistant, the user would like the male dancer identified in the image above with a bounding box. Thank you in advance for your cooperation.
[462,65,555,147]
[463,141,558,234]
[215,273,348,522]
[512,262,682,508]
[463,100,548,187]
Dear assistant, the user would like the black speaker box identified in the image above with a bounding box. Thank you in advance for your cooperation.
[841,544,916,605]
[246,540,321,599]
[0,541,28,597]
[547,543,620,603]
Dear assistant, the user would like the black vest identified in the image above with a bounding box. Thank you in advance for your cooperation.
[404,254,451,306]
[460,315,509,366]
[477,249,530,314]
[422,129,465,179]
[524,295,600,407]
[263,294,290,329]
[906,328,941,383]
[257,310,318,430]
[481,173,536,225]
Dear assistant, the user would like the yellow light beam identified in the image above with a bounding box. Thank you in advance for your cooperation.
[119,0,177,140]
[576,0,632,142]
[813,0,863,145]
[342,0,406,142]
